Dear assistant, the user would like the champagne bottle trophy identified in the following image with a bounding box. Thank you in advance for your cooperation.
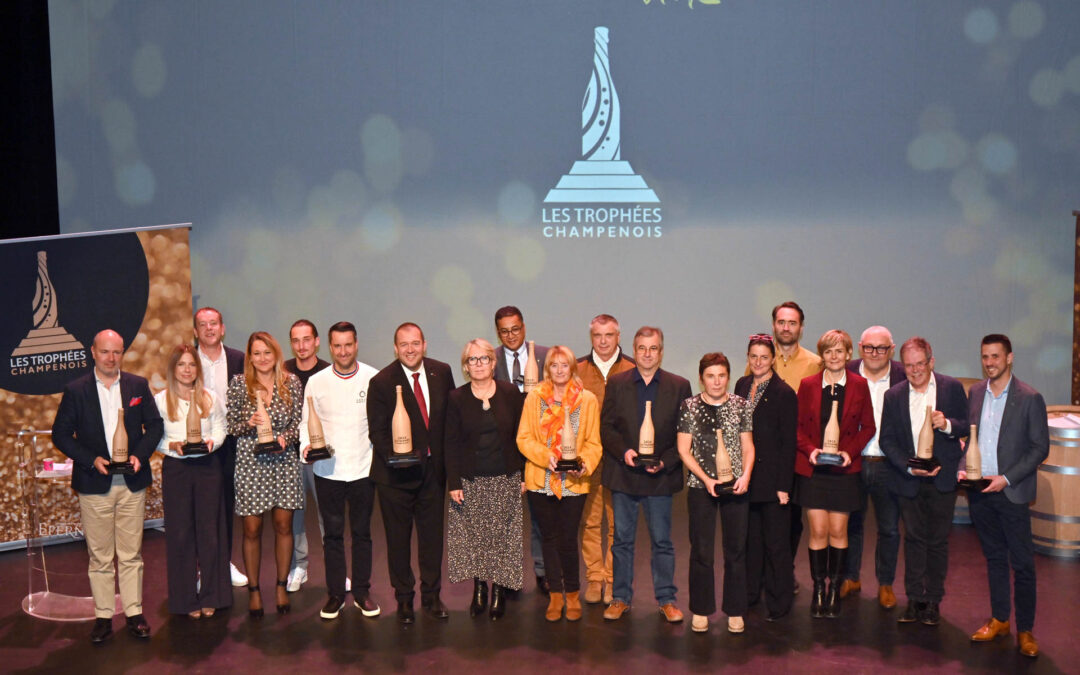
[181,394,209,455]
[106,408,135,474]
[304,396,334,462]
[815,388,844,467]
[522,341,538,393]
[635,400,659,467]
[387,384,420,467]
[907,405,941,471]
[253,392,282,455]
[713,428,736,494]
[958,424,991,490]
[555,408,581,472]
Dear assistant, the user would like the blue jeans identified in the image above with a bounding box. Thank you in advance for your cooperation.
[845,458,900,584]
[611,491,676,606]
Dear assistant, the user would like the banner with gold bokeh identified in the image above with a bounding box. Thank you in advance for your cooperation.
[0,224,193,547]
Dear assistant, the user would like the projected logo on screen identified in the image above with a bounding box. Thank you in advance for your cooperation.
[542,27,662,239]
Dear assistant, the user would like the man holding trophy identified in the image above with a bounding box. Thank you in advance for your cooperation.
[299,322,381,620]
[52,329,164,644]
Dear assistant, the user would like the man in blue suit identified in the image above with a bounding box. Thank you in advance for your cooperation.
[879,336,967,627]
[963,334,1049,658]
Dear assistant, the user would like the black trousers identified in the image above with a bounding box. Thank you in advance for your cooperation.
[162,454,232,614]
[746,499,794,617]
[527,491,587,593]
[315,474,375,600]
[376,470,445,603]
[687,487,749,617]
[220,439,237,557]
[899,482,956,604]
[968,490,1037,631]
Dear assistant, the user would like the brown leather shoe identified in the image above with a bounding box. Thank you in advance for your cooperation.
[878,585,897,609]
[545,592,565,622]
[970,618,1010,642]
[565,591,582,621]
[584,582,602,604]
[659,603,684,623]
[1018,631,1039,658]
[839,579,861,599]
[604,600,629,621]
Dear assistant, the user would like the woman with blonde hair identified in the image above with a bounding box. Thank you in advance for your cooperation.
[517,346,602,622]
[226,331,303,617]
[155,343,230,618]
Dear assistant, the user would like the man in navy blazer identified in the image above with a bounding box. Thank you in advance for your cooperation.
[841,325,908,608]
[366,322,455,624]
[600,326,691,623]
[964,334,1049,658]
[491,305,549,593]
[879,337,968,627]
[52,329,163,644]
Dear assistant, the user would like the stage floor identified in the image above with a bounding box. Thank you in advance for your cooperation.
[0,496,1075,674]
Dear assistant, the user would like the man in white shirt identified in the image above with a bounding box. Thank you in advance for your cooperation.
[841,326,906,609]
[194,307,248,587]
[300,321,381,620]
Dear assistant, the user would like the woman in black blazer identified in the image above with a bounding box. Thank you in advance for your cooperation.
[444,338,525,620]
[734,334,797,621]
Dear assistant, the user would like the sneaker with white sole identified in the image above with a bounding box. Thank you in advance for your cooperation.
[320,596,345,620]
[354,596,381,617]
[286,567,308,592]
[691,614,709,633]
[230,562,248,587]
[727,616,745,634]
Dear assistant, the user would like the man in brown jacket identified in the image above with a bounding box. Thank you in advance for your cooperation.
[577,314,635,604]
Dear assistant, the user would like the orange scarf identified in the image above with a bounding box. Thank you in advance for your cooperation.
[537,379,583,498]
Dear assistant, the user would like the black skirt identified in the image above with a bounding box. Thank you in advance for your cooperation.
[794,470,861,512]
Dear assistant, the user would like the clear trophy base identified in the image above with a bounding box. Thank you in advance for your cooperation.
[907,456,941,471]
[958,477,992,491]
[387,451,421,468]
[254,440,281,455]
[555,457,581,472]
[22,591,122,622]
[181,441,209,456]
[814,452,845,467]
[633,454,660,468]
[106,461,135,475]
[306,445,334,462]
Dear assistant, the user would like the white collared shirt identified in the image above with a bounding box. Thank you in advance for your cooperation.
[821,370,848,388]
[95,373,122,458]
[908,372,950,446]
[859,363,892,457]
[198,346,229,401]
[592,348,621,380]
[154,389,227,460]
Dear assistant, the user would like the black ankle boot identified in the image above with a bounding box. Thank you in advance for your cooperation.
[489,584,506,620]
[825,546,846,618]
[809,548,827,618]
[470,578,489,616]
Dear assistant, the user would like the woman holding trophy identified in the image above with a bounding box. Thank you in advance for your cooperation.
[155,344,230,619]
[444,339,526,620]
[795,329,875,619]
[676,352,755,634]
[516,346,601,622]
[226,331,304,617]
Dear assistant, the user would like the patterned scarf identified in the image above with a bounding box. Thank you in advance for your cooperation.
[537,378,583,498]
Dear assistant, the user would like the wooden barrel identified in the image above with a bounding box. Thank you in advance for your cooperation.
[1032,406,1080,558]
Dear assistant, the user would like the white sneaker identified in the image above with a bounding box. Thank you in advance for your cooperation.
[230,562,248,587]
[286,567,308,592]
[345,577,351,592]
[691,614,709,633]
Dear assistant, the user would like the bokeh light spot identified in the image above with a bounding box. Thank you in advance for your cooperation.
[964,8,999,44]
[497,181,536,226]
[100,98,137,155]
[1029,68,1064,108]
[1064,55,1080,94]
[115,160,156,205]
[976,134,1017,174]
[361,203,402,252]
[1007,1,1044,39]
[361,114,404,194]
[132,43,166,97]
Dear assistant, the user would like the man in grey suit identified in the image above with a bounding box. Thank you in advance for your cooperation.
[492,305,549,594]
[963,334,1049,658]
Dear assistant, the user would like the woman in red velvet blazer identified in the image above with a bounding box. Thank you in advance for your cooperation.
[794,329,875,620]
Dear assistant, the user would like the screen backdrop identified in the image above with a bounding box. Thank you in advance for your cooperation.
[48,1,1080,402]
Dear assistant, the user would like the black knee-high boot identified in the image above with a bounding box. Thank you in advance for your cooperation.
[809,548,828,618]
[825,546,846,618]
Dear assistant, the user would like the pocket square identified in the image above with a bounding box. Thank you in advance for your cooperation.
[129,396,142,407]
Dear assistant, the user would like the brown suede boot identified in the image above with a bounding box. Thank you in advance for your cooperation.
[565,591,582,621]
[545,592,565,622]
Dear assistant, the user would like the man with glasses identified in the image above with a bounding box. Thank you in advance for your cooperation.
[879,337,968,628]
[840,326,906,609]
[601,326,691,623]
[492,305,550,594]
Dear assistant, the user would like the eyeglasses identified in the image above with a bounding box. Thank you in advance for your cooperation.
[861,344,892,356]
[497,326,523,337]
[466,355,493,365]
[749,333,774,343]
[903,359,930,371]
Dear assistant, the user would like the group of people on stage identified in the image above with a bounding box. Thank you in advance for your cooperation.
[51,301,1050,658]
